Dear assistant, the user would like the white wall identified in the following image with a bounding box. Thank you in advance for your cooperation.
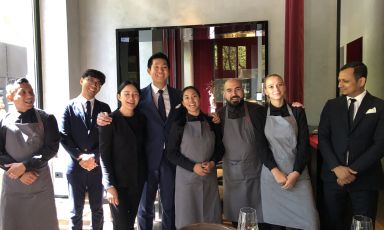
[41,0,339,126]
[40,0,70,117]
[304,0,338,126]
[341,0,384,99]
[53,0,285,111]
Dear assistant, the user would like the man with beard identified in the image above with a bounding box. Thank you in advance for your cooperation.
[60,69,111,230]
[216,78,269,229]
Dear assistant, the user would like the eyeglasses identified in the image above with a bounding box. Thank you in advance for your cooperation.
[85,77,101,86]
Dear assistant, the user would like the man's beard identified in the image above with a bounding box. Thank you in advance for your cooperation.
[226,96,242,106]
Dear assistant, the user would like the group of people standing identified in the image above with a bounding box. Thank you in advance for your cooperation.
[0,50,382,230]
[95,52,321,230]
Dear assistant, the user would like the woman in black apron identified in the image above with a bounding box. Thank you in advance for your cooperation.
[99,81,147,230]
[167,86,224,229]
[0,78,60,230]
[260,74,319,230]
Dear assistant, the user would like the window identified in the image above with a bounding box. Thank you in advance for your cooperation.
[0,0,40,115]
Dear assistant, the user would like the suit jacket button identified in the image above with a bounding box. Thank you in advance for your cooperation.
[84,149,88,152]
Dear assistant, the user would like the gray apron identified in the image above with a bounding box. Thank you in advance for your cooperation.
[260,105,319,230]
[175,118,221,229]
[0,110,59,230]
[222,104,263,223]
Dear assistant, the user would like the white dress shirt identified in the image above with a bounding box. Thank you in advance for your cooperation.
[347,90,366,120]
[151,84,170,117]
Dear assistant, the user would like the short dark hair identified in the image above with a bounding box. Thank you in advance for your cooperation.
[81,69,106,85]
[14,78,30,84]
[117,80,140,95]
[182,86,201,98]
[147,52,170,69]
[340,62,368,80]
[6,78,30,95]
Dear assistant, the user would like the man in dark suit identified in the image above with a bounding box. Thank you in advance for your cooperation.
[60,69,111,230]
[136,52,181,230]
[97,52,182,230]
[318,62,384,229]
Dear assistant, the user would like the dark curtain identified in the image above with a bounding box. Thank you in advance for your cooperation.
[284,0,304,103]
[193,28,213,113]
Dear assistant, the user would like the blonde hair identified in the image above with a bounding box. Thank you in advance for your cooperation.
[263,74,284,88]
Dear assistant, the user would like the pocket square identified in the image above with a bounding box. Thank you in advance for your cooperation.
[366,107,376,114]
[175,103,181,109]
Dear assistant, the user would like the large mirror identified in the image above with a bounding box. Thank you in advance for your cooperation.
[116,21,268,112]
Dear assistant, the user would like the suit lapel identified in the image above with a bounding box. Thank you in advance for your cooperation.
[74,99,88,128]
[91,100,100,129]
[142,84,164,123]
[338,96,350,131]
[351,93,373,132]
[167,86,176,122]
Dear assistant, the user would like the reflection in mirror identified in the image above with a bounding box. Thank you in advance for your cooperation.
[116,21,268,112]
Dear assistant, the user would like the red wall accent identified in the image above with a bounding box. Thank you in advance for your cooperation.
[193,29,213,114]
[346,37,363,63]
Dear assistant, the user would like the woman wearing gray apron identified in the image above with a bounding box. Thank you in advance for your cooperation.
[260,74,319,230]
[167,86,224,229]
[0,78,60,230]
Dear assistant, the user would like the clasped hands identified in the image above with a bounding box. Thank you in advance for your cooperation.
[193,161,215,176]
[271,167,300,190]
[5,162,39,185]
[332,165,357,186]
[78,153,97,171]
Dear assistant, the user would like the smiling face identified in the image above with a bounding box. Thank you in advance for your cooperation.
[182,88,201,116]
[118,84,140,111]
[223,79,244,106]
[338,67,366,97]
[80,76,101,100]
[264,75,286,102]
[147,58,169,89]
[7,82,35,112]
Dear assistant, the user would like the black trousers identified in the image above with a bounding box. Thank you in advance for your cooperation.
[322,182,378,230]
[67,169,104,230]
[109,187,142,230]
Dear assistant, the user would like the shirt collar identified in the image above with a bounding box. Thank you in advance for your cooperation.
[347,90,366,105]
[151,84,168,94]
[269,101,290,117]
[78,95,95,105]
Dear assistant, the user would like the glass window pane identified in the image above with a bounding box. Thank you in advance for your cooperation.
[0,0,37,115]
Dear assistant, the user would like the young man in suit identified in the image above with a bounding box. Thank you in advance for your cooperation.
[318,62,384,229]
[60,69,111,230]
[97,52,182,230]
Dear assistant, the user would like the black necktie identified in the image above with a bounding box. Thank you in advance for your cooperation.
[86,100,92,129]
[348,98,356,130]
[158,90,166,121]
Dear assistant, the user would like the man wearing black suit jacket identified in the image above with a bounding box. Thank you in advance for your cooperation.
[60,69,111,230]
[318,62,384,229]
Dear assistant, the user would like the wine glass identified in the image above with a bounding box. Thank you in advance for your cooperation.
[237,207,258,230]
[350,215,373,230]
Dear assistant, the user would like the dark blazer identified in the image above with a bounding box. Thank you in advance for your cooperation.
[99,110,147,189]
[137,84,182,171]
[60,97,111,174]
[318,92,384,190]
